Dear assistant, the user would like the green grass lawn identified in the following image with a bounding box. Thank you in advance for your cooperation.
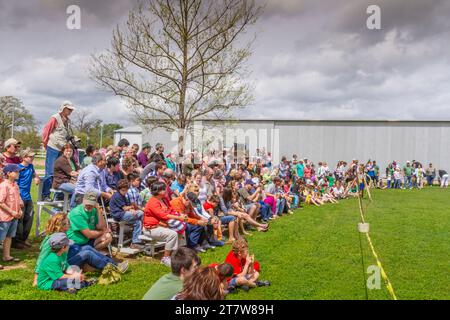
[0,187,449,300]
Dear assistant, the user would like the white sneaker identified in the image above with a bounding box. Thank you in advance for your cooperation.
[161,256,171,267]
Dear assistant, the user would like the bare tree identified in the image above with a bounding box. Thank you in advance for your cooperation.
[72,108,101,133]
[0,96,36,145]
[90,0,263,158]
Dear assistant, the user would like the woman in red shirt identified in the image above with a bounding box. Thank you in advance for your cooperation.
[143,182,189,267]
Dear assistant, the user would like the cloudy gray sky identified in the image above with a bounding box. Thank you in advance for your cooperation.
[1,0,450,128]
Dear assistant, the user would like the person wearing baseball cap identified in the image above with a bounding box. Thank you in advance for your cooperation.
[11,148,40,250]
[41,100,76,201]
[66,191,113,252]
[37,232,97,292]
[2,138,22,165]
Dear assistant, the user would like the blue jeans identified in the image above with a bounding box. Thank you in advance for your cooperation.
[289,194,299,208]
[121,211,143,244]
[54,183,76,201]
[58,183,76,194]
[43,146,61,198]
[276,198,286,216]
[404,176,412,189]
[427,176,434,186]
[67,244,116,270]
[51,278,90,291]
[394,179,402,189]
[220,215,236,225]
[258,201,272,221]
[387,180,392,189]
[186,224,205,248]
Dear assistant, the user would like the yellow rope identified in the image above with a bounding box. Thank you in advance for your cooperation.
[358,174,398,300]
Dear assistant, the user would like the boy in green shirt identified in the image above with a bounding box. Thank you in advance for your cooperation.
[37,233,95,293]
[142,247,200,300]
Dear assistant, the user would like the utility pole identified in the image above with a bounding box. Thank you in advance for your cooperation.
[11,100,15,138]
[100,122,104,148]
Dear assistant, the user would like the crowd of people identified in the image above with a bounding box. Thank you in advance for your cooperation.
[0,101,448,299]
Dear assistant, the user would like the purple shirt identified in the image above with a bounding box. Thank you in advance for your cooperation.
[137,151,149,167]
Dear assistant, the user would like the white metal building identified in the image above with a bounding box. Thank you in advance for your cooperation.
[115,120,450,171]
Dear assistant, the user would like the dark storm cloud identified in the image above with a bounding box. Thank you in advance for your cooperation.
[0,0,138,29]
[1,0,450,126]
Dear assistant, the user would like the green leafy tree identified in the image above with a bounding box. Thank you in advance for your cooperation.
[0,96,37,145]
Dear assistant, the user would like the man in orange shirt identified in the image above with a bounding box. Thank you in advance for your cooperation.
[170,192,208,253]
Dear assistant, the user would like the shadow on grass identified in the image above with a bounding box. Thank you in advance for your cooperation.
[0,279,20,289]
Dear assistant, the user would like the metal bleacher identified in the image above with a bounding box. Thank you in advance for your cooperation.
[35,178,71,237]
[35,177,168,258]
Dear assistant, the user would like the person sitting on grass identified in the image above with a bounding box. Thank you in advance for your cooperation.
[37,232,95,293]
[0,164,24,267]
[110,179,144,250]
[173,266,225,300]
[209,263,235,294]
[34,213,126,286]
[34,213,70,286]
[203,194,238,244]
[224,238,270,292]
[142,247,200,300]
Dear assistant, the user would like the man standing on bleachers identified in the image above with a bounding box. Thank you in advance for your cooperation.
[41,101,75,201]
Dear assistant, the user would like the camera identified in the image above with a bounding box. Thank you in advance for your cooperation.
[66,135,80,149]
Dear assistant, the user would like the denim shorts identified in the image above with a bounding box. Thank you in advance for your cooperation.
[0,219,18,241]
[220,215,236,225]
[229,274,252,288]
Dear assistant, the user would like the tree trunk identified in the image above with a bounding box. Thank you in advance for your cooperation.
[177,128,187,173]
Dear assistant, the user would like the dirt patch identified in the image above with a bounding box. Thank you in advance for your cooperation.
[1,263,28,271]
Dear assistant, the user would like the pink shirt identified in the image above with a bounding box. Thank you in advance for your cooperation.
[0,180,23,222]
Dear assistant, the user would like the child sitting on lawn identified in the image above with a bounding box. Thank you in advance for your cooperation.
[209,262,235,294]
[110,179,144,249]
[0,164,24,267]
[37,233,95,293]
[224,238,270,292]
[34,213,70,286]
